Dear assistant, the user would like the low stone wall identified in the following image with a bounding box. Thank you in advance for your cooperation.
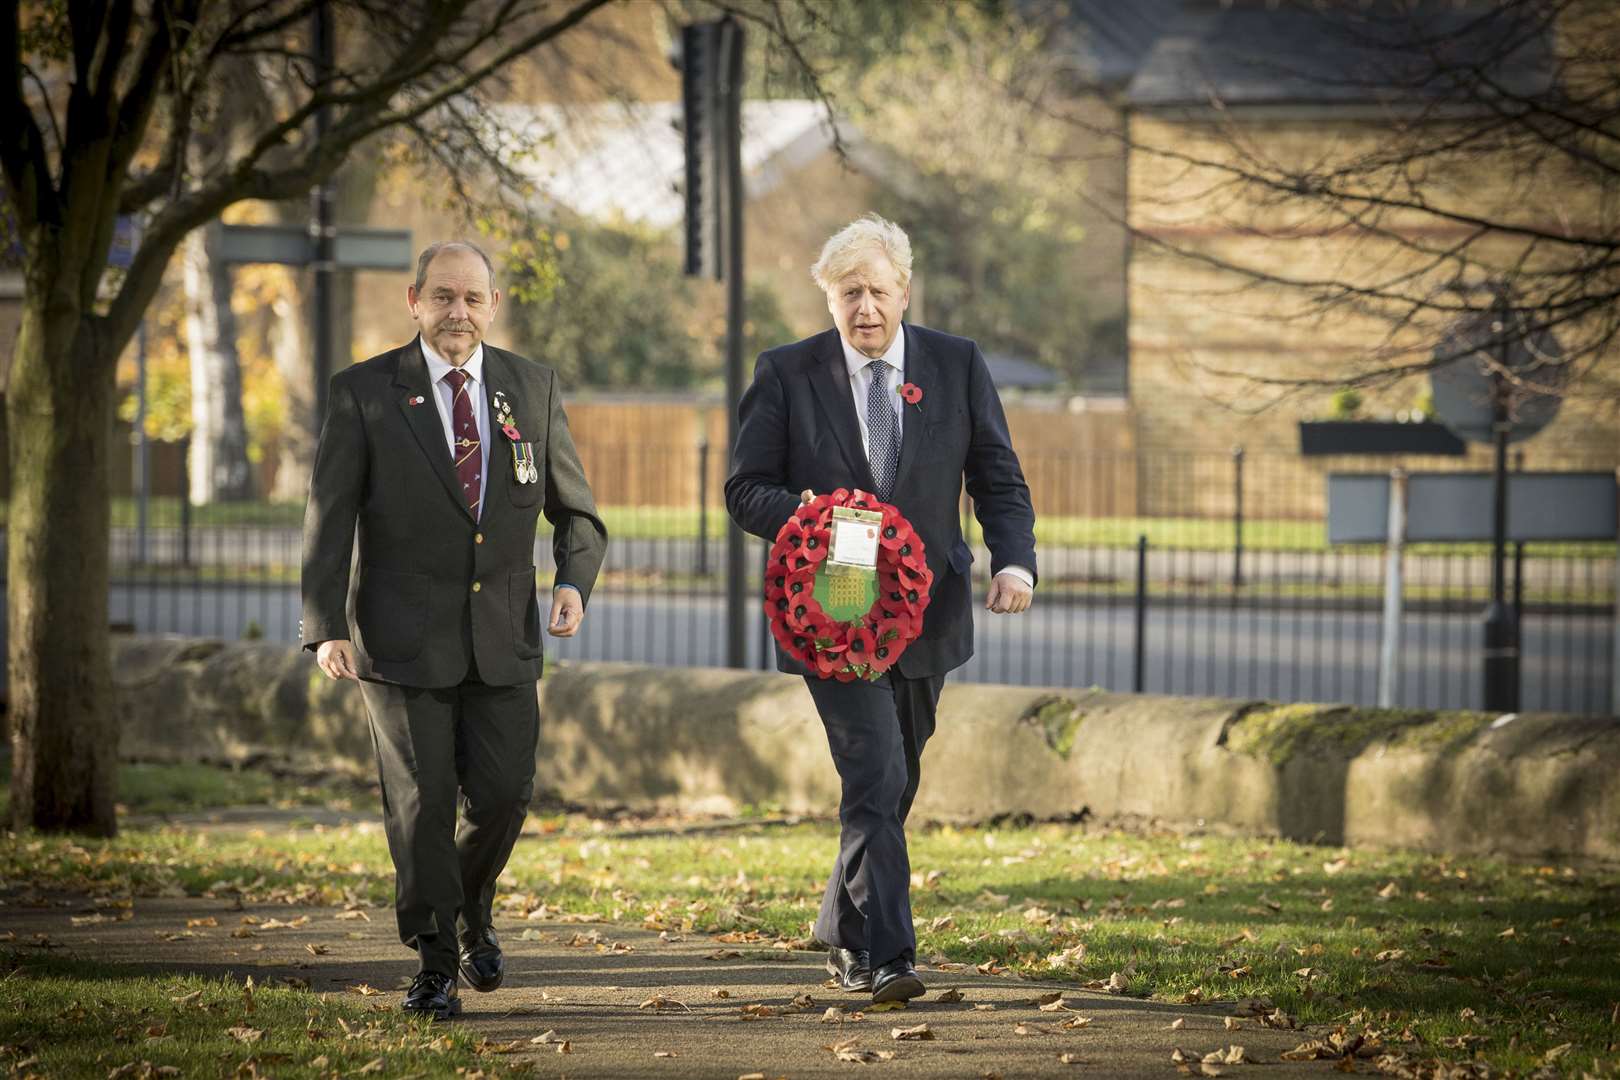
[112,635,1620,861]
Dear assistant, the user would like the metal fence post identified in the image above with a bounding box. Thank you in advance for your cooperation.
[1377,468,1407,708]
[1232,445,1244,589]
[178,435,193,567]
[696,436,710,576]
[1133,534,1148,693]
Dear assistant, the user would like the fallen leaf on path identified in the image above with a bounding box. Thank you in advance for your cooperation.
[706,949,742,961]
[935,987,964,1003]
[711,989,732,999]
[334,909,370,921]
[530,1030,566,1045]
[1224,1017,1241,1030]
[304,943,329,956]
[867,1000,908,1013]
[640,994,692,1012]
[186,917,218,928]
[348,984,380,996]
[1169,1018,1186,1030]
[1059,1015,1093,1030]
[891,1023,933,1040]
[654,1051,676,1058]
[1059,1053,1081,1065]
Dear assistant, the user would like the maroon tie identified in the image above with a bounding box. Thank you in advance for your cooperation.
[443,367,481,516]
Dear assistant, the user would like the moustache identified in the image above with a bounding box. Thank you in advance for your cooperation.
[440,322,475,332]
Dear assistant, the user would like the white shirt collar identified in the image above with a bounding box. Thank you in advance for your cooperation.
[839,325,906,379]
[420,336,485,385]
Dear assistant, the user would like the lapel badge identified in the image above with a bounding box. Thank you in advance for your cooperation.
[408,395,426,406]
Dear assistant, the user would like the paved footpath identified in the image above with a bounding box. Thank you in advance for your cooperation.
[3,890,1353,1080]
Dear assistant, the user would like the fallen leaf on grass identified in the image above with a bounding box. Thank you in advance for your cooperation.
[170,990,203,1006]
[891,1023,933,1041]
[1374,949,1406,963]
[225,1026,263,1044]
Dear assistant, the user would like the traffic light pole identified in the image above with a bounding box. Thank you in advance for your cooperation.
[310,0,336,430]
[1482,295,1520,712]
[718,19,748,669]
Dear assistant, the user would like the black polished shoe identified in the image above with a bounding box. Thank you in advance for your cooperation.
[458,926,505,992]
[871,957,924,1004]
[826,947,873,992]
[402,971,462,1020]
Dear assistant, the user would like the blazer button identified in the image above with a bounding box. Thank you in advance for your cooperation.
[472,581,482,593]
[474,533,484,544]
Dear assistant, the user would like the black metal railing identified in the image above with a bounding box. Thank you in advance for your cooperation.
[5,447,1611,715]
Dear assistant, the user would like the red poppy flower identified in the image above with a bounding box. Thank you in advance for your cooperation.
[877,516,912,551]
[866,644,894,674]
[899,382,922,406]
[799,530,831,565]
[845,625,877,661]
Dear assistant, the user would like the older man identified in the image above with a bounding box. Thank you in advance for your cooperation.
[301,240,607,1019]
[726,214,1037,1003]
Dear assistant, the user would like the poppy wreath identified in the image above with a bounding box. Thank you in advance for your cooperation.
[764,487,932,682]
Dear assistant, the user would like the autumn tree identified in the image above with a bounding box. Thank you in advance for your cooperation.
[2,0,626,834]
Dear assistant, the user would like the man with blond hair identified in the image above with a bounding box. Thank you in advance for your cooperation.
[726,214,1037,1003]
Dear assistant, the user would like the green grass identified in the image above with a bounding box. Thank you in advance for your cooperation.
[0,805,1615,1077]
[15,496,1612,556]
[0,952,489,1079]
[0,759,377,821]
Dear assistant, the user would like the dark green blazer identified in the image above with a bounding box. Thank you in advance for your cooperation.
[300,338,607,687]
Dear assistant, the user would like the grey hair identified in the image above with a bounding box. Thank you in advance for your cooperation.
[414,240,497,294]
[810,213,913,292]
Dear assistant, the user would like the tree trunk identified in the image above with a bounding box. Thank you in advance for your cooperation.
[6,277,119,836]
[184,228,254,503]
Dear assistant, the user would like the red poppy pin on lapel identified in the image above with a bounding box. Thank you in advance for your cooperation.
[899,382,923,408]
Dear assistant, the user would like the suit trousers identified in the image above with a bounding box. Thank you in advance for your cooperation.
[804,669,946,967]
[359,660,538,976]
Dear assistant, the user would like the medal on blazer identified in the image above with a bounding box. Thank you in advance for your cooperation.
[492,390,538,485]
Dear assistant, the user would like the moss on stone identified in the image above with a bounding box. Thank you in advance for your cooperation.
[1025,697,1085,759]
[1225,702,1492,767]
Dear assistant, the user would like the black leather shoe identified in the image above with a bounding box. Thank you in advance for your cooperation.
[871,957,924,1003]
[402,971,461,1019]
[826,947,873,992]
[458,926,505,992]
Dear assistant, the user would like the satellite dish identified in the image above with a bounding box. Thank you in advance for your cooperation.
[1430,305,1565,444]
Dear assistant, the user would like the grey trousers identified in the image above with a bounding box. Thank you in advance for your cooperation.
[359,668,538,976]
[804,670,946,968]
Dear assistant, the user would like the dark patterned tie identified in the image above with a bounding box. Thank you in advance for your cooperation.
[443,367,481,516]
[865,359,900,500]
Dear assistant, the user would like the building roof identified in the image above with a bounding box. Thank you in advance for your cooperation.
[489,101,886,230]
[1124,1,1556,109]
[984,351,1062,391]
[1054,0,1183,90]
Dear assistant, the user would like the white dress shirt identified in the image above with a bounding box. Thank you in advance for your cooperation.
[836,329,1033,591]
[421,338,491,519]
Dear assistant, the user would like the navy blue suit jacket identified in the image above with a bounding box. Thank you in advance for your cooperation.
[725,324,1037,679]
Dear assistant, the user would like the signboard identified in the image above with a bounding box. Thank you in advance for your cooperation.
[212,223,413,271]
[1327,472,1617,544]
